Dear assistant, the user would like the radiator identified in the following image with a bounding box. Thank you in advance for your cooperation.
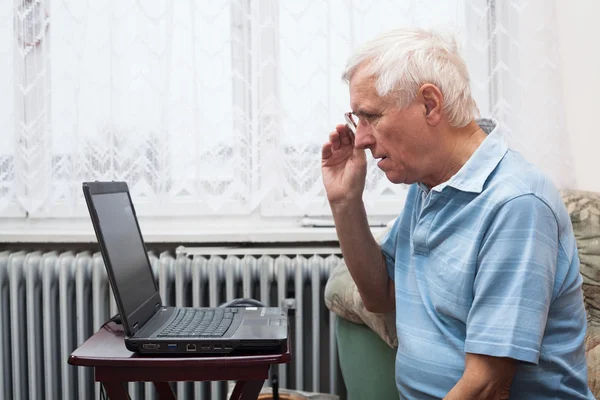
[0,247,344,400]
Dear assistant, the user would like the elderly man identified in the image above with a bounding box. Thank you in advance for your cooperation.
[321,28,593,399]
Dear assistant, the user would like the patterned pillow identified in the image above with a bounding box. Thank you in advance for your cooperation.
[560,189,600,397]
[324,224,397,348]
[561,190,600,325]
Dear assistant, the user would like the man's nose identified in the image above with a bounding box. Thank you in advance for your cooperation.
[353,124,373,149]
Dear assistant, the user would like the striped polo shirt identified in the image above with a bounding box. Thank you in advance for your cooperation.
[381,119,593,399]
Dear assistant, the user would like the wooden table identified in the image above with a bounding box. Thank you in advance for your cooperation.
[68,322,291,399]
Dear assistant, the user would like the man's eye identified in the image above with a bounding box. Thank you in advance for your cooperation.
[364,114,378,122]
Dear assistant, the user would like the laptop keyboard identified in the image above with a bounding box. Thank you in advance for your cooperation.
[158,308,237,337]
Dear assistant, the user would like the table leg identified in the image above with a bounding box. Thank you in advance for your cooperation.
[154,382,176,399]
[102,381,130,400]
[229,380,265,400]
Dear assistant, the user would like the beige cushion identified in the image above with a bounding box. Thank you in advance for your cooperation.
[586,325,600,397]
[560,190,600,397]
[324,225,397,348]
[561,190,600,325]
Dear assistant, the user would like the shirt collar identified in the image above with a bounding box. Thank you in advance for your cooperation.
[426,118,508,194]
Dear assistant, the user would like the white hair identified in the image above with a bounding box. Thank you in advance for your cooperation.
[342,28,479,128]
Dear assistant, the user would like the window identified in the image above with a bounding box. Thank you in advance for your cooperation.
[3,0,536,234]
[0,0,15,216]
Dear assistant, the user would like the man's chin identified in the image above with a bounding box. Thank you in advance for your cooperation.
[384,171,410,185]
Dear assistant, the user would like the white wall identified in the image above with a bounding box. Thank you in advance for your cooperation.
[556,0,600,193]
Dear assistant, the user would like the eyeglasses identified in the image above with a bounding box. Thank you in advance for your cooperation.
[344,112,357,138]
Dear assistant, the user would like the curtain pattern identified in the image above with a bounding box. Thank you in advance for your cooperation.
[0,0,572,219]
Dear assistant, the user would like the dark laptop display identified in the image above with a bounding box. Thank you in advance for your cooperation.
[83,181,288,355]
[91,191,159,326]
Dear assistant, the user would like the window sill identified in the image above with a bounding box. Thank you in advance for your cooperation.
[0,217,390,244]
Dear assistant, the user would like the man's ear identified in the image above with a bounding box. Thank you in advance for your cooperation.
[418,84,443,126]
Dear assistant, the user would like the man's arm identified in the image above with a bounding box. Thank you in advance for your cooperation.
[444,353,517,400]
[331,200,395,313]
[321,124,395,313]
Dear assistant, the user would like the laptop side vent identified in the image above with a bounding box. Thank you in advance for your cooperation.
[0,248,344,400]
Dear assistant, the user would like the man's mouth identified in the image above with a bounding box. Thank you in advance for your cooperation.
[376,156,387,167]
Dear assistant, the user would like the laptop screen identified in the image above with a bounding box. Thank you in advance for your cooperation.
[91,191,158,319]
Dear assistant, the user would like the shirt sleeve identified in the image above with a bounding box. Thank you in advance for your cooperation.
[465,194,558,364]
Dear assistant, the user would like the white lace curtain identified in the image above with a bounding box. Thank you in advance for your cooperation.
[0,0,573,220]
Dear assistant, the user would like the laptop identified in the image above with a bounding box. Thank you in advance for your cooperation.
[82,181,288,355]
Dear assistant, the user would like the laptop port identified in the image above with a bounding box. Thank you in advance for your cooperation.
[186,344,196,352]
[142,343,159,350]
[167,344,177,350]
[214,344,222,350]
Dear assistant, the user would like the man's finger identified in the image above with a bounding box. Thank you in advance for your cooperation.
[336,124,354,146]
[329,131,341,151]
[321,142,333,160]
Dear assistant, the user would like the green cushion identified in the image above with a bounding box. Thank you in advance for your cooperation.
[336,316,398,400]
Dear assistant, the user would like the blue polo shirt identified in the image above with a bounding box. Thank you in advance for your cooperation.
[381,119,593,399]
